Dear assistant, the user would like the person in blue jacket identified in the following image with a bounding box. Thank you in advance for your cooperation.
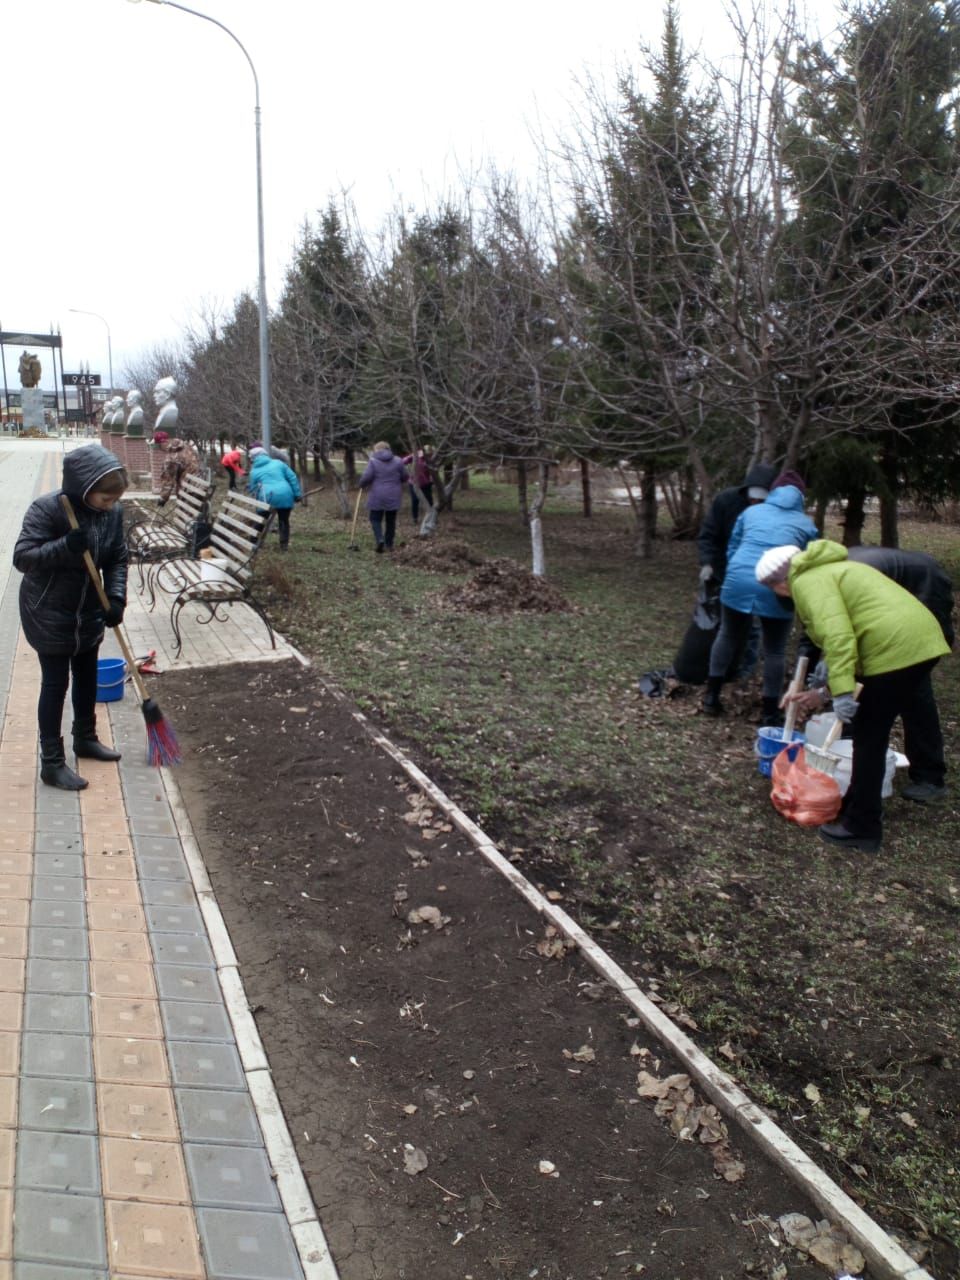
[703,470,818,723]
[247,444,302,551]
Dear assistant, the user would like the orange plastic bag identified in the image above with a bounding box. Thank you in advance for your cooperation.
[770,744,842,827]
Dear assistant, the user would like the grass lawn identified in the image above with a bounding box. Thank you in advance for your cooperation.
[252,472,959,1273]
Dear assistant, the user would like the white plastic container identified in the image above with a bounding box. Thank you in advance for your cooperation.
[200,557,233,584]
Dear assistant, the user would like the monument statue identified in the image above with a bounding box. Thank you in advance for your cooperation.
[104,395,124,432]
[125,389,145,435]
[19,352,42,388]
[152,376,180,435]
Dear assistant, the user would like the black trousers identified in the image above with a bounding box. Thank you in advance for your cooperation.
[369,509,397,548]
[37,647,100,740]
[276,508,291,547]
[222,465,237,491]
[843,659,941,839]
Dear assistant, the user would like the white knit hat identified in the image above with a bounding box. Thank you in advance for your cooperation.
[755,545,801,585]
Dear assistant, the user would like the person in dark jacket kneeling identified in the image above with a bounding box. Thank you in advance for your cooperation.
[13,445,129,791]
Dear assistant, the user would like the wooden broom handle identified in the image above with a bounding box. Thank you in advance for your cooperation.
[781,655,809,739]
[60,495,151,704]
[823,682,864,749]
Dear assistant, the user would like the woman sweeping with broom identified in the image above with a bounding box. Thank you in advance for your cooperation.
[13,444,130,790]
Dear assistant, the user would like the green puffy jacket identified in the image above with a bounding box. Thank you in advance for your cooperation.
[789,540,950,695]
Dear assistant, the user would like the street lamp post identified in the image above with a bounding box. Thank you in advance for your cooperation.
[67,308,113,393]
[127,0,271,450]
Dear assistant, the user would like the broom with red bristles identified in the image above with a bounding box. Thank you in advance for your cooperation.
[61,495,182,767]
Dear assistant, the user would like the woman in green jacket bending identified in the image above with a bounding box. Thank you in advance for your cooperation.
[755,540,950,853]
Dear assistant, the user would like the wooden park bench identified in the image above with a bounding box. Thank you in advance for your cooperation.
[127,473,216,589]
[143,491,276,656]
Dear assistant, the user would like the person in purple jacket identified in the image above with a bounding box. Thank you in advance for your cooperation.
[358,442,409,552]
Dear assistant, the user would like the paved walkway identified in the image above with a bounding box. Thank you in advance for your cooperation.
[0,446,328,1279]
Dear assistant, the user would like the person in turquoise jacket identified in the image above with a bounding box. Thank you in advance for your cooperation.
[759,540,950,853]
[704,473,819,723]
[247,444,302,551]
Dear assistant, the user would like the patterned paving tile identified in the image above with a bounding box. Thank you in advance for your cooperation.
[174,1089,262,1147]
[17,1079,93,1134]
[155,966,222,1005]
[93,1038,170,1087]
[87,931,152,964]
[160,1002,233,1044]
[85,903,146,933]
[22,995,89,1036]
[97,1083,178,1141]
[184,1143,281,1211]
[89,961,157,1001]
[91,997,162,1040]
[13,1188,105,1269]
[196,1205,304,1279]
[24,960,88,995]
[15,1131,100,1194]
[19,1034,91,1082]
[165,1043,245,1092]
[101,1136,190,1204]
[0,965,23,995]
[103,1200,203,1277]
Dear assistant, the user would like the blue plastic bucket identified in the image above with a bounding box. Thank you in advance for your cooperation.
[755,726,804,777]
[96,657,127,703]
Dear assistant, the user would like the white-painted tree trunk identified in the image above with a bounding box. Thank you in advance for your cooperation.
[529,512,545,577]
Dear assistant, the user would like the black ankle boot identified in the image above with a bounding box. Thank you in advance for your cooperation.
[72,717,122,762]
[702,677,725,716]
[761,696,784,728]
[40,738,88,790]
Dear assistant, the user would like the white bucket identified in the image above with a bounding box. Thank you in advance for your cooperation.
[807,739,898,798]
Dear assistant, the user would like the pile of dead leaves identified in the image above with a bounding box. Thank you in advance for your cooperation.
[439,558,576,615]
[392,537,486,573]
[636,1063,746,1183]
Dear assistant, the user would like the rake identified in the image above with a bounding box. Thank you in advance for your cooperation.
[61,495,182,767]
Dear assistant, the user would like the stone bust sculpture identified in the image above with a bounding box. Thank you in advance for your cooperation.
[125,389,145,435]
[106,395,125,431]
[19,351,42,388]
[153,376,180,435]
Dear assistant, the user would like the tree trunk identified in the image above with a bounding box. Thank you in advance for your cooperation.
[842,490,866,547]
[637,462,658,559]
[580,458,592,518]
[517,462,529,525]
[460,471,470,491]
[814,496,828,534]
[672,464,698,540]
[878,445,899,547]
[320,448,350,518]
[343,448,357,489]
[529,462,549,577]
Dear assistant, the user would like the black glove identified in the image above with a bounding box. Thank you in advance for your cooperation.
[294,496,302,504]
[104,599,125,629]
[65,527,89,554]
[157,497,169,508]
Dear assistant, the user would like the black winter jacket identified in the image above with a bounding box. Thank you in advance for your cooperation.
[697,462,778,582]
[13,445,128,656]
[798,545,955,667]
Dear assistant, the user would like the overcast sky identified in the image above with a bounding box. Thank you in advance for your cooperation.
[4,0,840,389]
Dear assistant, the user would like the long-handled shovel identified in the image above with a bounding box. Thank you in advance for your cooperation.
[61,495,181,767]
[781,655,809,741]
[347,488,363,551]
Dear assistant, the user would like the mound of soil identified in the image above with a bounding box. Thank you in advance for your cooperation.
[392,536,486,573]
[440,558,576,614]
